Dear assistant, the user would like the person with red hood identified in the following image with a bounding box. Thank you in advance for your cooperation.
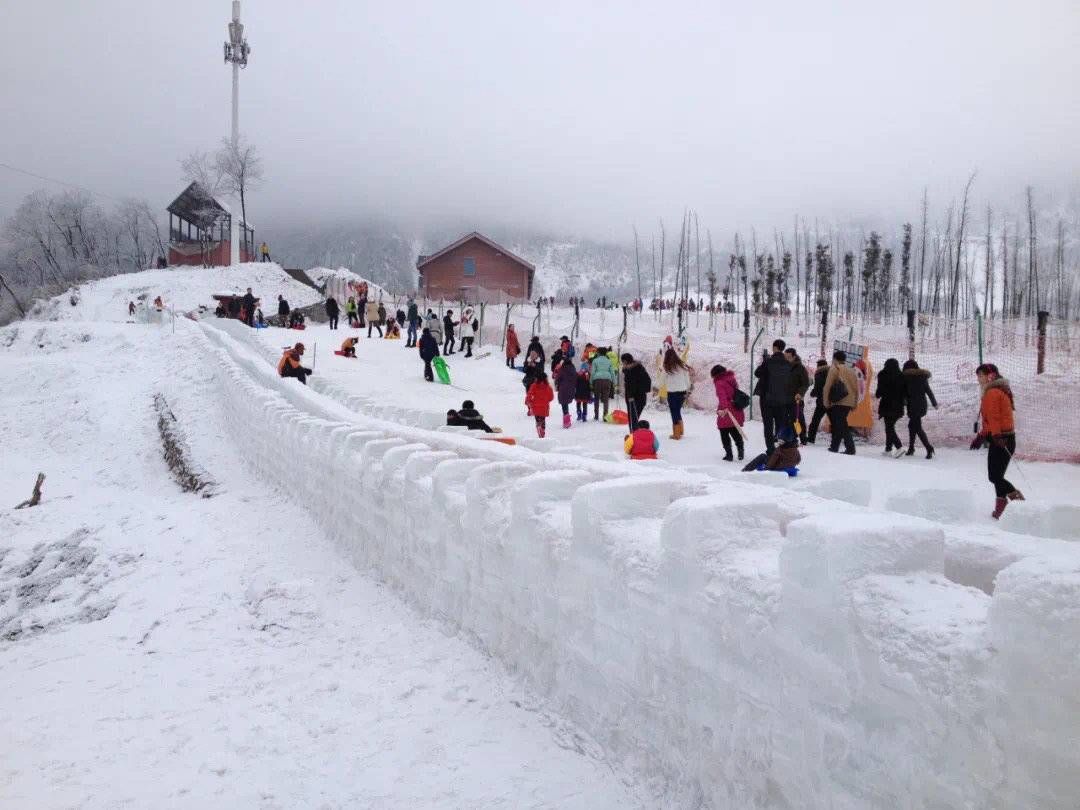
[624,419,659,460]
[525,371,554,438]
[970,362,1024,518]
[711,364,745,461]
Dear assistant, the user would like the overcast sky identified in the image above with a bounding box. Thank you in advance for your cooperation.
[2,0,1078,241]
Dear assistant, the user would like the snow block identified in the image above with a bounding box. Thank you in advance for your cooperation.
[885,487,975,525]
[800,477,872,507]
[999,500,1080,541]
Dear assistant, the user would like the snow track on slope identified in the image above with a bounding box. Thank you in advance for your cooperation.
[196,317,1080,809]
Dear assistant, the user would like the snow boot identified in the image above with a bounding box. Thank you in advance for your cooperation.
[669,421,683,440]
[926,447,935,460]
[904,447,915,456]
[563,413,572,429]
[893,447,906,458]
[992,497,1007,520]
[722,453,734,462]
[537,424,546,439]
[1007,490,1025,502]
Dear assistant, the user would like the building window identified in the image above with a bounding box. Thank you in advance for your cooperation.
[463,257,476,276]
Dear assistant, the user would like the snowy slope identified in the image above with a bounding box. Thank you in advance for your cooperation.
[4,266,1080,809]
[0,319,642,809]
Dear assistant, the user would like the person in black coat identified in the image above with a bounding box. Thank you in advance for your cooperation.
[325,296,340,330]
[277,295,290,327]
[805,359,829,443]
[418,328,440,382]
[442,311,456,355]
[874,357,906,454]
[754,339,794,454]
[784,348,811,445]
[241,288,256,327]
[621,353,652,431]
[447,400,496,433]
[902,359,938,458]
[526,336,545,367]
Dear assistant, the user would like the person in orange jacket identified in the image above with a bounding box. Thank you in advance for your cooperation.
[970,362,1024,518]
[624,419,659,460]
[340,337,359,358]
[277,342,312,384]
[525,372,554,438]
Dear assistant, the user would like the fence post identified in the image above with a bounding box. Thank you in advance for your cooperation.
[743,308,750,352]
[906,309,916,360]
[819,309,829,361]
[1036,310,1049,374]
[748,325,766,421]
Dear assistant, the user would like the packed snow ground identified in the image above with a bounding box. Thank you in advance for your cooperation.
[5,264,1080,809]
[0,321,642,808]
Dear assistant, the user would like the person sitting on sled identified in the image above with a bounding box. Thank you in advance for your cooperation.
[742,426,801,473]
[340,336,359,358]
[624,419,659,460]
[384,319,401,339]
[447,400,501,434]
[277,343,313,385]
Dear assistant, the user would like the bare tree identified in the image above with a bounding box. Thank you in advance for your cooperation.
[180,149,227,198]
[632,225,643,301]
[950,171,976,317]
[215,136,264,237]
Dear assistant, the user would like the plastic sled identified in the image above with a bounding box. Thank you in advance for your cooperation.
[254,323,268,329]
[433,356,451,385]
[333,350,357,357]
[290,324,306,330]
[482,436,517,446]
[605,409,629,425]
[757,466,799,477]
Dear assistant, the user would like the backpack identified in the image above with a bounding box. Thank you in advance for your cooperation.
[829,378,849,403]
[732,389,751,410]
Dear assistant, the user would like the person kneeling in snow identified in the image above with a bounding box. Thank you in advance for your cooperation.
[340,336,359,358]
[624,419,659,460]
[742,426,801,473]
[447,400,500,433]
[278,343,313,385]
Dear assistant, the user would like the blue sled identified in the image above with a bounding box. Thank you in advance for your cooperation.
[756,465,799,477]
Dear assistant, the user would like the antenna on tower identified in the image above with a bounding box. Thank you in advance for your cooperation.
[224,1,251,70]
[223,1,251,265]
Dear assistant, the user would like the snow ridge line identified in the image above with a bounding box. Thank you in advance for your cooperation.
[194,318,1080,809]
[153,393,217,498]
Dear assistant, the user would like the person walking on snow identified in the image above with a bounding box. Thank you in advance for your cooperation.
[406,299,420,347]
[526,335,545,367]
[554,359,578,428]
[366,299,382,337]
[418,327,440,382]
[425,310,442,344]
[754,339,794,455]
[624,419,659,460]
[505,324,521,368]
[823,350,859,454]
[902,359,938,458]
[621,353,652,431]
[325,296,340,330]
[785,348,810,444]
[970,362,1024,518]
[442,310,456,355]
[574,363,592,422]
[711,364,745,461]
[659,347,691,440]
[459,309,478,358]
[526,372,554,437]
[805,359,829,443]
[589,347,616,421]
[260,241,270,262]
[346,296,359,328]
[874,357,906,455]
[277,295,290,327]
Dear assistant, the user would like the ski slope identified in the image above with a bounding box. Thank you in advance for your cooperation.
[3,263,1079,809]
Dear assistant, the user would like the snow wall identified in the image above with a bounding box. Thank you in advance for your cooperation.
[199,320,1080,809]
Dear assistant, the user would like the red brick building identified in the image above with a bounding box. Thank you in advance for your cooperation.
[167,182,255,267]
[416,232,534,303]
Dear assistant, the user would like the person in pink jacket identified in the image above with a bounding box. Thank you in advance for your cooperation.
[712,364,746,461]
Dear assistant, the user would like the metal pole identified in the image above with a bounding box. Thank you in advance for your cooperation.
[1036,310,1049,374]
[748,325,765,420]
[976,311,984,366]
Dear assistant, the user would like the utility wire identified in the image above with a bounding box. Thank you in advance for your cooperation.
[0,161,125,203]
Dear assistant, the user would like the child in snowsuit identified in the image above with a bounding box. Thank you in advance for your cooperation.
[574,363,592,422]
[526,372,554,438]
[624,420,659,460]
[742,427,801,473]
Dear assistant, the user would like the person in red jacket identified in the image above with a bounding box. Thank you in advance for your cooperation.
[970,363,1024,518]
[624,419,659,460]
[505,324,521,369]
[526,372,554,438]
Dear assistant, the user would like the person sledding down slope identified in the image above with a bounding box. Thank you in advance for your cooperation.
[970,362,1024,519]
[446,400,501,433]
[742,426,801,474]
[278,343,313,384]
[624,419,659,460]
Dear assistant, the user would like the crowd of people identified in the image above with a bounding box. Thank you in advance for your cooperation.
[268,294,1023,518]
